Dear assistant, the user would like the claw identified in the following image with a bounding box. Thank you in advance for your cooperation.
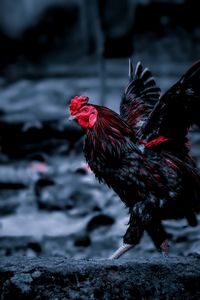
[160,239,170,257]
[108,243,134,259]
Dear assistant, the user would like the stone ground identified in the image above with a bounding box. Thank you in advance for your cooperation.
[1,255,200,300]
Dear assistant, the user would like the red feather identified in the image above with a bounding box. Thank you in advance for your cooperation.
[140,136,169,148]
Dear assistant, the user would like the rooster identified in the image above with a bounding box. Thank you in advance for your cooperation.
[69,60,200,259]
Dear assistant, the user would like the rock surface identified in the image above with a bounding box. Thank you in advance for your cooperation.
[0,255,200,299]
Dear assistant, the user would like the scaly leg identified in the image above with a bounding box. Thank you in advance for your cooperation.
[109,216,144,259]
[160,239,170,257]
[108,199,162,259]
[108,243,134,259]
[146,218,171,256]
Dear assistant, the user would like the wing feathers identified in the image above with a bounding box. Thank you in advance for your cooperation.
[120,60,161,133]
[135,61,143,78]
[141,67,149,79]
[141,60,200,155]
[144,78,157,87]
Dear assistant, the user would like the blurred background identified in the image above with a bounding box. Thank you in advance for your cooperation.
[1,0,200,259]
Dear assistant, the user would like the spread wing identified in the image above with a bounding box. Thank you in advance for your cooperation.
[120,60,161,134]
[140,60,200,156]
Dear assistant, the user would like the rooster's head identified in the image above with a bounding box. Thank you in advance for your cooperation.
[69,96,98,129]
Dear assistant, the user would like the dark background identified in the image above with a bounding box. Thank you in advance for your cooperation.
[1,0,200,259]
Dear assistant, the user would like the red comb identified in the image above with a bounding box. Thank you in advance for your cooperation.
[69,96,89,116]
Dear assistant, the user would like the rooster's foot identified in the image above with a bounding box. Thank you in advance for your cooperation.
[108,243,134,259]
[160,239,170,257]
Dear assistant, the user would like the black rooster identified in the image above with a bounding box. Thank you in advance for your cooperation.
[69,60,200,258]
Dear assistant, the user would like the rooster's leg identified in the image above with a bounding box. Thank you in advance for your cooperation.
[108,243,134,259]
[109,220,144,259]
[160,239,170,257]
[109,199,164,259]
[108,223,143,259]
[146,219,171,256]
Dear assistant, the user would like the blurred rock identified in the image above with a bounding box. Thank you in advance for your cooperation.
[35,173,103,213]
[0,196,19,216]
[0,165,33,187]
[0,237,41,256]
[0,165,33,216]
[87,214,115,232]
[1,256,200,299]
[34,178,55,197]
[0,77,84,158]
[74,233,91,247]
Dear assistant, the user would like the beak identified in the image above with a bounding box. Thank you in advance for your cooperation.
[68,115,75,121]
[67,107,76,120]
[68,112,83,121]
